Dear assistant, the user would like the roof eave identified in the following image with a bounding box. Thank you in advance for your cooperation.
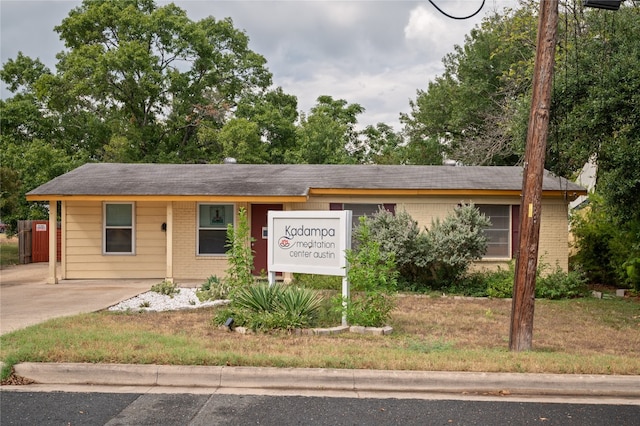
[308,188,587,200]
[25,194,309,203]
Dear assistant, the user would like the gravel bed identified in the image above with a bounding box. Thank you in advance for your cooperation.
[108,288,229,312]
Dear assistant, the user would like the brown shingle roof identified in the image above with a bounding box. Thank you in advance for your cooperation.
[27,163,586,197]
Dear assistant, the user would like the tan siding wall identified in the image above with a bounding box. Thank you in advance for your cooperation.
[171,201,237,281]
[63,196,570,280]
[538,199,570,272]
[64,201,166,279]
[287,201,329,211]
[304,195,571,272]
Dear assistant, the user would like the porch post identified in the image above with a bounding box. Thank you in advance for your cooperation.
[47,200,58,284]
[165,202,174,282]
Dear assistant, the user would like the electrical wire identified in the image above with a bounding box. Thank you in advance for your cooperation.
[428,0,486,20]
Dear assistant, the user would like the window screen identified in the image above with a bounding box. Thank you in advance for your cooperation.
[477,204,510,258]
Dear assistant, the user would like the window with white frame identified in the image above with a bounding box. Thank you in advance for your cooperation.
[198,204,234,255]
[104,202,135,254]
[477,205,510,258]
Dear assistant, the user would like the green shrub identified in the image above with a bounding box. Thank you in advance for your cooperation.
[150,280,179,297]
[225,207,255,292]
[358,208,431,288]
[570,198,620,285]
[277,285,324,320]
[484,261,589,300]
[571,195,640,289]
[341,217,398,327]
[623,258,640,292]
[197,275,231,302]
[485,264,516,298]
[339,291,397,328]
[425,203,490,288]
[291,274,342,290]
[234,283,281,312]
[361,204,490,291]
[217,283,325,332]
[444,272,490,297]
[536,265,588,299]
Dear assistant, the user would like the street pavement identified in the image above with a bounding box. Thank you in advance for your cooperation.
[2,390,639,425]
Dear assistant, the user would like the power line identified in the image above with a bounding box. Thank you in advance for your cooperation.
[428,0,486,20]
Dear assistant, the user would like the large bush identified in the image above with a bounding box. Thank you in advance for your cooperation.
[357,208,430,288]
[425,204,490,287]
[571,195,640,290]
[361,204,489,291]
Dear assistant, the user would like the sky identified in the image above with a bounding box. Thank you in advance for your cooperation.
[0,0,518,131]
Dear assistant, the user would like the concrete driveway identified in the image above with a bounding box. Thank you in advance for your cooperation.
[0,263,156,335]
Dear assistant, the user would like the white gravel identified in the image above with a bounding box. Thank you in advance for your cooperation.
[108,288,229,312]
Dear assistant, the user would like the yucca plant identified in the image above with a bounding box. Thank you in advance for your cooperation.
[234,283,281,312]
[276,286,323,319]
[220,283,325,331]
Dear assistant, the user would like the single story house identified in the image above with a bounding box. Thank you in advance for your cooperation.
[26,163,587,284]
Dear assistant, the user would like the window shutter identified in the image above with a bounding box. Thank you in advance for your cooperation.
[511,205,520,258]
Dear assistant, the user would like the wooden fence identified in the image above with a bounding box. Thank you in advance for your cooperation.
[18,220,61,264]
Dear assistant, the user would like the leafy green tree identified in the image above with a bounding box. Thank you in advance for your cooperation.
[354,123,405,164]
[401,4,538,166]
[402,135,445,165]
[289,96,364,164]
[550,4,640,222]
[218,118,267,164]
[3,0,273,163]
[0,52,51,94]
[0,139,82,232]
[0,167,22,234]
[236,87,299,164]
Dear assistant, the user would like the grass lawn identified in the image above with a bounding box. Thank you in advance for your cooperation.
[0,234,19,267]
[2,292,639,380]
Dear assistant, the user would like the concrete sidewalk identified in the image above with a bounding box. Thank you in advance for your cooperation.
[0,263,155,334]
[6,363,640,401]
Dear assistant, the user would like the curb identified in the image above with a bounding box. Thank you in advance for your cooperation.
[10,363,640,398]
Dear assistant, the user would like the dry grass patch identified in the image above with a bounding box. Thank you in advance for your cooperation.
[2,295,639,378]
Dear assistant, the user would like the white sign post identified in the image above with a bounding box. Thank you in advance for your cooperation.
[267,210,352,325]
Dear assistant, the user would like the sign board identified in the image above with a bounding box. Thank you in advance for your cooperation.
[268,210,351,276]
[36,223,47,232]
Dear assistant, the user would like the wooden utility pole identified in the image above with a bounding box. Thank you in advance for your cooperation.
[510,0,559,352]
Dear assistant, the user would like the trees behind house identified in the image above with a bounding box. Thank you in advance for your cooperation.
[400,2,640,288]
[2,0,639,287]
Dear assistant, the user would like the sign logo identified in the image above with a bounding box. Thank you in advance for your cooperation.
[278,236,292,249]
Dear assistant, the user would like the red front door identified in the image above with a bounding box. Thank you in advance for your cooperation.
[250,204,283,275]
